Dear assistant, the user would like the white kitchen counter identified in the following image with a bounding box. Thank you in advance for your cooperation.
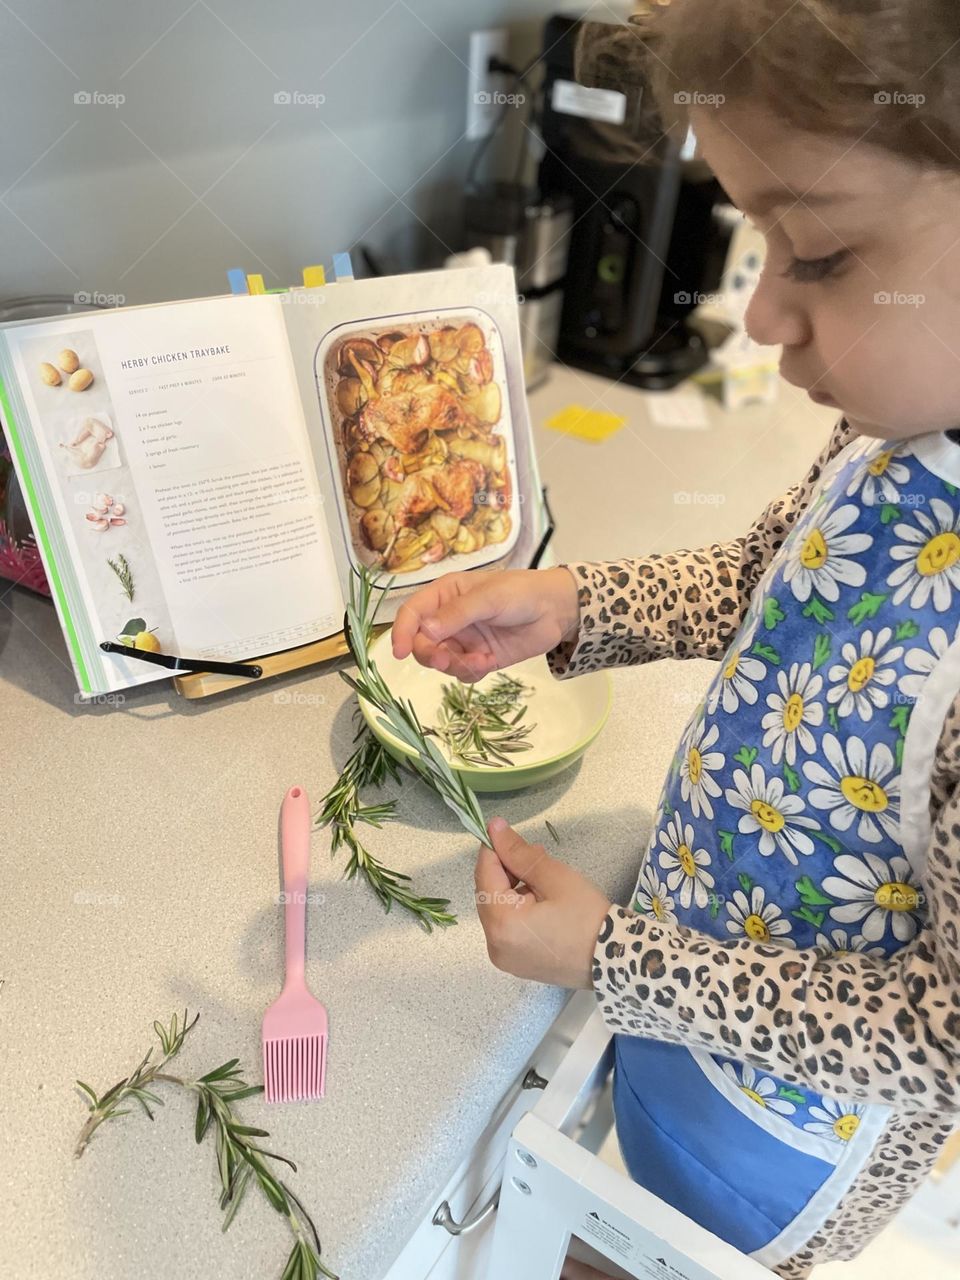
[0,364,836,1279]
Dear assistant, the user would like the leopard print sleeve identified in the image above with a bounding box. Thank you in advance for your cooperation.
[590,692,960,1114]
[545,417,856,679]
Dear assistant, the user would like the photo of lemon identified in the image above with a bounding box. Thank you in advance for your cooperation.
[117,618,161,652]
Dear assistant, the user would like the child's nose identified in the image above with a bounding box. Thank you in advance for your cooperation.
[743,272,811,350]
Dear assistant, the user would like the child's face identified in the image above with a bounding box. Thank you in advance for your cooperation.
[690,103,960,440]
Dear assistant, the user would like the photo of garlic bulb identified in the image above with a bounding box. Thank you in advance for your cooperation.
[57,414,120,474]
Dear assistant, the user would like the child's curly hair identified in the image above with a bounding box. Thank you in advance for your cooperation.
[574,2,960,169]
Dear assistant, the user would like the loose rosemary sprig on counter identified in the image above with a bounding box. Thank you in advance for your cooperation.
[316,707,458,932]
[74,1011,338,1280]
[339,564,488,846]
[436,672,535,767]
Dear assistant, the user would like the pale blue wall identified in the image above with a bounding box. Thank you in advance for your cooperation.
[0,1,626,304]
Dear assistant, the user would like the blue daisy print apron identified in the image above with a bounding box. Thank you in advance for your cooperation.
[611,430,960,1266]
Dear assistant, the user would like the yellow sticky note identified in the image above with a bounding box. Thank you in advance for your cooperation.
[302,265,326,288]
[545,403,626,443]
[246,273,266,295]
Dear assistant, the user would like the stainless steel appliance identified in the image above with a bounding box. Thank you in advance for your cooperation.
[464,183,573,390]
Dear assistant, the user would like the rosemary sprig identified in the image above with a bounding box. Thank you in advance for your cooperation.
[316,707,457,932]
[106,552,135,602]
[435,672,536,767]
[75,1011,338,1280]
[339,564,489,846]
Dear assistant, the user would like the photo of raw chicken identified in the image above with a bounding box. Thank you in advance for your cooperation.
[320,312,519,577]
[56,412,120,475]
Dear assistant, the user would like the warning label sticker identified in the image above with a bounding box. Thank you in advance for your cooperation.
[578,1209,727,1280]
[580,1209,633,1259]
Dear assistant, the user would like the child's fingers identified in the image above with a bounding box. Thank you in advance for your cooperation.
[412,632,496,681]
[422,582,504,646]
[475,846,532,937]
[392,573,477,659]
[475,842,514,900]
[392,588,443,659]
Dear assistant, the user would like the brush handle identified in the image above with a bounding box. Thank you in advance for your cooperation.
[281,784,311,989]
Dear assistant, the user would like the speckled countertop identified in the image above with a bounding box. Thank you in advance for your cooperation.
[0,367,835,1279]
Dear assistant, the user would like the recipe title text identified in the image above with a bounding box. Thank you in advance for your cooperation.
[120,345,232,370]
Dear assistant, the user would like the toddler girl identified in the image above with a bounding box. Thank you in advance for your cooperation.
[393,3,960,1274]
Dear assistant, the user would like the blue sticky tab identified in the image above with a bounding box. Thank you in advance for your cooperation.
[227,268,248,295]
[332,252,354,280]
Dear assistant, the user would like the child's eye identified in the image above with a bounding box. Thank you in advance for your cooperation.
[780,249,849,283]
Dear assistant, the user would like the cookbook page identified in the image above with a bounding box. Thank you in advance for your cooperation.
[281,263,548,625]
[0,295,344,695]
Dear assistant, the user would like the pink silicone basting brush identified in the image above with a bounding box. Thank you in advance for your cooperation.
[262,784,328,1102]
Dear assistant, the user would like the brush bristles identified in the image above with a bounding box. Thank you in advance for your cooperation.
[263,1034,327,1102]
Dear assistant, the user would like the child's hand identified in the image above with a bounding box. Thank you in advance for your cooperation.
[475,817,612,989]
[391,566,581,683]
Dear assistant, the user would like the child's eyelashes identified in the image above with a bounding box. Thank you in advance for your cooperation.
[779,248,850,284]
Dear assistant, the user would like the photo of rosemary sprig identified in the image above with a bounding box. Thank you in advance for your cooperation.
[107,552,135,602]
[75,1010,337,1280]
[339,564,488,847]
[435,672,535,767]
[316,706,457,932]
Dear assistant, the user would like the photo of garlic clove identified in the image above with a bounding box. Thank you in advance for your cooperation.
[84,487,127,528]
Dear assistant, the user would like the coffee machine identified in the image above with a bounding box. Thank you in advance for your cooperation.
[537,14,735,389]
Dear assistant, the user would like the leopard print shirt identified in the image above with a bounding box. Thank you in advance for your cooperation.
[545,420,960,1277]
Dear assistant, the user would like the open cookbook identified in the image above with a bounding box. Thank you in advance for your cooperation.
[0,264,548,696]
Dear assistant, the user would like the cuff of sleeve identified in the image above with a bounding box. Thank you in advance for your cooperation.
[590,905,659,1036]
[544,560,654,680]
[544,562,595,680]
[592,904,644,992]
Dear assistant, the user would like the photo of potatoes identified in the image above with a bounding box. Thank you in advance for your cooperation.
[318,310,521,578]
[18,329,122,477]
[37,347,95,392]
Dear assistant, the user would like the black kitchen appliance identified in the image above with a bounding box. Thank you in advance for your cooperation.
[538,14,735,390]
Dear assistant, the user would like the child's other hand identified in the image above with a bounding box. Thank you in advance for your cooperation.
[475,817,612,989]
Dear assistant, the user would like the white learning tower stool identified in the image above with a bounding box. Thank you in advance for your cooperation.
[487,1001,780,1280]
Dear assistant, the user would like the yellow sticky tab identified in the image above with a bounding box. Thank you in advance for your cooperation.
[246,274,266,295]
[302,265,326,288]
[545,403,626,443]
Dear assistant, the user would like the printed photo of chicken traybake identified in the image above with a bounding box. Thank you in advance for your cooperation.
[318,310,521,578]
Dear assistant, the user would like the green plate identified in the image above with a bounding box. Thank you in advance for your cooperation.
[357,630,613,793]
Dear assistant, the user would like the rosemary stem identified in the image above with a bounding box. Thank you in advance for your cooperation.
[74,1012,336,1278]
[74,1070,189,1158]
